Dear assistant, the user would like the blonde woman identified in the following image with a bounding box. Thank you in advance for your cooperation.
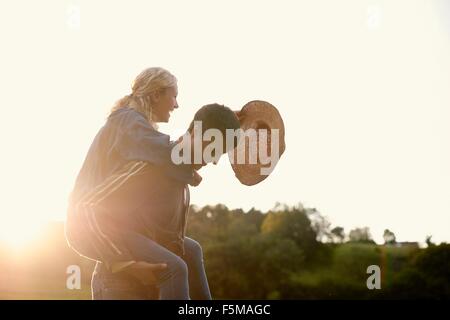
[65,67,212,299]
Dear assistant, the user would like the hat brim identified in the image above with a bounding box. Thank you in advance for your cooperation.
[230,100,285,186]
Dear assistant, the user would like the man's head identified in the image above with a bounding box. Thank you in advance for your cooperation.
[187,104,241,170]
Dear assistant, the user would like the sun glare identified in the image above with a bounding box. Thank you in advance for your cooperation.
[0,221,45,250]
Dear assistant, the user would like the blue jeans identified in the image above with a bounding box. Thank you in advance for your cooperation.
[92,235,212,300]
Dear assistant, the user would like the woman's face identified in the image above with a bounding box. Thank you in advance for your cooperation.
[151,86,178,123]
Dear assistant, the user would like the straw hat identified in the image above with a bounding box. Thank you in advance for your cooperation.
[229,100,285,186]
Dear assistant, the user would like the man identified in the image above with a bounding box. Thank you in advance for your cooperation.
[89,103,241,299]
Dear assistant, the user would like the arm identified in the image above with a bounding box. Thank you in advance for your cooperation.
[113,110,197,185]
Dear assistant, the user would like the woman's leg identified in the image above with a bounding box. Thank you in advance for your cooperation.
[122,232,190,300]
[183,237,212,300]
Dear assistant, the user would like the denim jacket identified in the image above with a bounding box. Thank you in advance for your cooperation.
[69,107,193,205]
[65,107,193,270]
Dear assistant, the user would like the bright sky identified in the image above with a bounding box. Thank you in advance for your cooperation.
[0,0,449,246]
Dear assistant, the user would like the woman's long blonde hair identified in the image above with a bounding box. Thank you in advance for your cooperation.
[110,67,177,125]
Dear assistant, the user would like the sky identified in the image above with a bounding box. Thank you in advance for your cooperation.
[0,0,449,245]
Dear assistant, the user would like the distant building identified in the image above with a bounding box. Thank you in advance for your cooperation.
[394,242,419,249]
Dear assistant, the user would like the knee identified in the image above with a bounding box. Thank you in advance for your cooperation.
[185,238,204,260]
[165,255,188,278]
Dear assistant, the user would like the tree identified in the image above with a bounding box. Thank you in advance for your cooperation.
[261,206,318,259]
[387,244,450,299]
[306,208,332,242]
[383,229,396,245]
[425,235,435,247]
[331,226,345,243]
[348,227,374,244]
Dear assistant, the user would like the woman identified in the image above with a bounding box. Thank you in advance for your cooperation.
[65,67,210,299]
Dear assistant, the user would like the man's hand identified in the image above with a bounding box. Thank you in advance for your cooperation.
[122,261,167,286]
[190,170,203,186]
[234,110,245,123]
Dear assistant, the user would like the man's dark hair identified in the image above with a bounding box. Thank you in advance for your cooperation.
[188,103,240,136]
